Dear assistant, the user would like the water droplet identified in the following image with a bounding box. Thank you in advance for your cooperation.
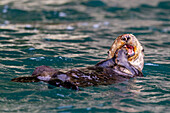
[30,58,36,60]
[4,20,10,25]
[59,12,67,17]
[25,24,32,28]
[93,24,100,29]
[59,56,63,60]
[103,21,109,25]
[86,107,91,110]
[66,26,74,30]
[2,9,7,13]
[145,63,159,66]
[30,57,45,61]
[162,28,170,33]
[40,57,45,59]
[29,48,35,51]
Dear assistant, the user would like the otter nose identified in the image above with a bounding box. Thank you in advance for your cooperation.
[121,36,130,42]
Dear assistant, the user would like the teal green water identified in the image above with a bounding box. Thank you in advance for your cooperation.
[0,0,170,112]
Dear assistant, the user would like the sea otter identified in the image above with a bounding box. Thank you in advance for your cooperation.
[11,34,144,90]
[107,34,144,72]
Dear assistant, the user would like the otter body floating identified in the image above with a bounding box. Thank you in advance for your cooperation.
[12,34,144,90]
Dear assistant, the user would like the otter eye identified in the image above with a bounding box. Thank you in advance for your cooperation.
[121,37,126,41]
[107,51,109,54]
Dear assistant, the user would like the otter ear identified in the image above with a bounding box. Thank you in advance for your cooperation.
[107,51,110,55]
[142,49,144,52]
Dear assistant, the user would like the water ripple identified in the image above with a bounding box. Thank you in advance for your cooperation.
[0,0,170,112]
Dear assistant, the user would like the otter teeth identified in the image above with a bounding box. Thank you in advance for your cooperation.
[122,45,134,56]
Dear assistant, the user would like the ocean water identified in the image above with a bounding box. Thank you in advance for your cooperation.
[0,0,169,112]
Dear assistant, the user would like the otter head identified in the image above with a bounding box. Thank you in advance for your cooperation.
[108,34,144,71]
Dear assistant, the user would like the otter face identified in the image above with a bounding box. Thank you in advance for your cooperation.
[108,34,144,71]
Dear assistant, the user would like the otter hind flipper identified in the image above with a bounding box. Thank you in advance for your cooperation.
[11,65,58,83]
[11,76,40,83]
